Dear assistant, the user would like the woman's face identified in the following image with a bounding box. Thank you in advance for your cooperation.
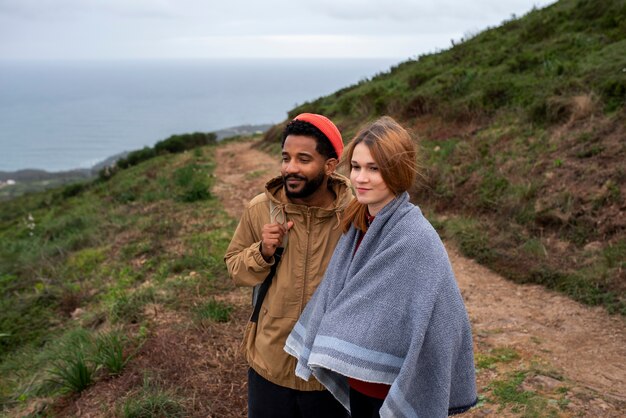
[350,142,395,216]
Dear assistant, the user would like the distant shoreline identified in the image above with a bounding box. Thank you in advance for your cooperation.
[0,123,272,182]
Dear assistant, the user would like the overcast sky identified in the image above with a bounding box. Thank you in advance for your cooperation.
[1,0,556,61]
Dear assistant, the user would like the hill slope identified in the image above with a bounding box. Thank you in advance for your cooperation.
[0,143,240,414]
[2,139,624,417]
[262,0,626,312]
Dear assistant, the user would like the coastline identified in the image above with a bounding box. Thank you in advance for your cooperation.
[0,123,272,182]
[0,123,272,201]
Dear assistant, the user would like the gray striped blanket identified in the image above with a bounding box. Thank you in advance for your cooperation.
[285,192,477,417]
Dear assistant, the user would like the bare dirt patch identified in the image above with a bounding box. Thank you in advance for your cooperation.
[213,140,280,219]
[51,300,251,418]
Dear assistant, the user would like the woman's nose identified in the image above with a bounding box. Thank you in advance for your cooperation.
[355,171,368,183]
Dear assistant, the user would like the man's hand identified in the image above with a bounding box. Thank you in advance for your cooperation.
[261,221,294,261]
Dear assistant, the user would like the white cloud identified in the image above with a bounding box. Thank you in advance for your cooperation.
[0,0,557,60]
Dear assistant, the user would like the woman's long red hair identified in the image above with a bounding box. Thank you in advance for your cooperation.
[340,116,420,233]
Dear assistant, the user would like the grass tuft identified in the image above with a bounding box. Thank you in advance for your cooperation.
[120,376,185,418]
[47,329,96,393]
[93,330,129,376]
[193,299,233,323]
[476,347,521,370]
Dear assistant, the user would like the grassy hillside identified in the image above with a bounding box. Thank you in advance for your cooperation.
[263,0,626,313]
[0,143,239,414]
[4,138,620,417]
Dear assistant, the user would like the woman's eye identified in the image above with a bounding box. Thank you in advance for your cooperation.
[369,166,378,171]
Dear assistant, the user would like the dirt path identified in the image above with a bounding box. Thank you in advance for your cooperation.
[213,139,626,417]
[454,251,626,400]
[214,140,280,219]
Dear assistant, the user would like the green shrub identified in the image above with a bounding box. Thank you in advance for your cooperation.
[527,95,575,125]
[402,94,437,118]
[106,132,215,179]
[443,217,495,264]
[602,79,626,112]
[174,165,212,202]
[407,70,435,89]
[446,69,477,97]
[61,182,88,199]
[173,165,196,187]
[180,181,211,202]
[603,240,626,269]
[481,81,514,110]
[507,52,542,73]
[478,171,510,211]
[154,132,216,155]
[117,147,157,169]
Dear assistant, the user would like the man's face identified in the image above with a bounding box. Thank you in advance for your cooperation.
[281,135,328,199]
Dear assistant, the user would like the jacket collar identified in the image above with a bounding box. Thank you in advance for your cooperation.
[264,173,353,213]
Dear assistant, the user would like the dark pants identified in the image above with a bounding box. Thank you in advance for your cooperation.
[349,388,385,418]
[248,368,348,418]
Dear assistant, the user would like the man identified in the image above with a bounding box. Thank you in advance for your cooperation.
[224,113,352,417]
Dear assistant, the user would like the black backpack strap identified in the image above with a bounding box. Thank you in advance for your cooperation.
[250,247,284,323]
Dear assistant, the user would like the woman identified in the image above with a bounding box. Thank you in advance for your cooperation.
[284,116,477,417]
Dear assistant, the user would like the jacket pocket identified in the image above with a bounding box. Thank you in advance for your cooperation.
[265,277,301,320]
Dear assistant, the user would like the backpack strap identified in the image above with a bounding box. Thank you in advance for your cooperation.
[250,247,283,323]
[250,199,287,322]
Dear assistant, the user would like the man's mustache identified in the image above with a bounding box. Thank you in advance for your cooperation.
[284,174,307,181]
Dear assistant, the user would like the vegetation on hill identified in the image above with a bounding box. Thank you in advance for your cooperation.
[104,132,217,175]
[0,132,217,202]
[262,0,626,313]
[0,143,238,414]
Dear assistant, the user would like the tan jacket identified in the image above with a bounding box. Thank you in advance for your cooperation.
[224,174,353,390]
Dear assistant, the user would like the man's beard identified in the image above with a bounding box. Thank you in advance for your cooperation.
[283,170,326,198]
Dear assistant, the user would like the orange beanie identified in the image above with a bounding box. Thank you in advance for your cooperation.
[293,113,343,158]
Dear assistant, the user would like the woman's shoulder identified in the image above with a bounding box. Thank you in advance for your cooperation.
[390,203,447,251]
[394,201,434,232]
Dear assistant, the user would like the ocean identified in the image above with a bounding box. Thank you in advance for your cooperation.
[0,58,399,172]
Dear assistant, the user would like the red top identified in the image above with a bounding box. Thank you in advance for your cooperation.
[348,213,391,400]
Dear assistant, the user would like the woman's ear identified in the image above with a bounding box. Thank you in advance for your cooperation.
[325,158,338,175]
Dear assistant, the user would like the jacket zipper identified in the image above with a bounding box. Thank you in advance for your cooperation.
[300,207,311,313]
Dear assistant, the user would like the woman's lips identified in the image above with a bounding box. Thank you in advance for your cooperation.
[356,187,369,194]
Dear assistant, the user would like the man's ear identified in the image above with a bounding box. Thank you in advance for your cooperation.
[325,158,338,175]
